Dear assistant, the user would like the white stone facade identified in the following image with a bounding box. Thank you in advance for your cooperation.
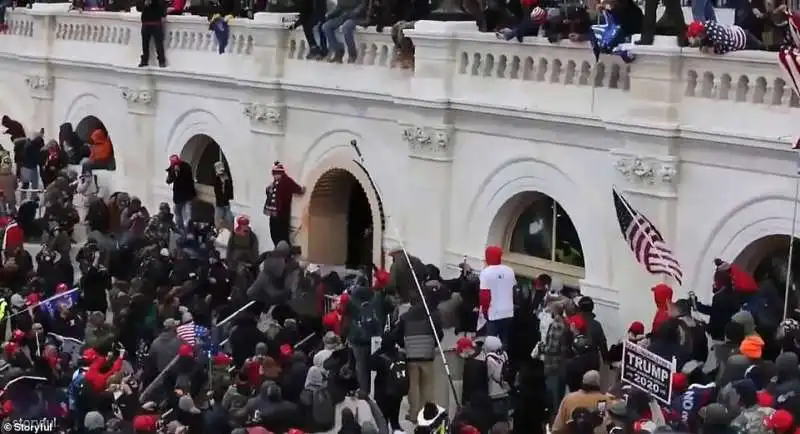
[1,6,799,340]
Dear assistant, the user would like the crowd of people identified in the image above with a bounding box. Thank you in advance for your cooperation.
[4,0,798,71]
[0,114,798,434]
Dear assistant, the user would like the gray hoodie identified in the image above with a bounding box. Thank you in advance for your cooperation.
[485,336,510,399]
[305,350,331,391]
[149,329,182,371]
[247,241,300,304]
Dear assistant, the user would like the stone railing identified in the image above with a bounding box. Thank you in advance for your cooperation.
[1,6,798,142]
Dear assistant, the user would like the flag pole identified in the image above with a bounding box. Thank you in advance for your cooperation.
[783,154,800,320]
[348,139,460,409]
[613,186,679,286]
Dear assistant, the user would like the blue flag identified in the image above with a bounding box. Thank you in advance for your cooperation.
[41,290,80,319]
[666,383,716,432]
[210,16,231,55]
[590,10,635,63]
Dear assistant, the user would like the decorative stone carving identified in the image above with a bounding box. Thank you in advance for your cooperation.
[120,87,153,105]
[243,103,282,125]
[402,126,451,159]
[614,155,678,185]
[25,75,52,91]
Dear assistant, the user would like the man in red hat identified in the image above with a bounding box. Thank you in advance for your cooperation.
[263,161,304,246]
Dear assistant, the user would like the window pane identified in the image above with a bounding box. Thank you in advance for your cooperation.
[509,195,554,260]
[554,202,585,267]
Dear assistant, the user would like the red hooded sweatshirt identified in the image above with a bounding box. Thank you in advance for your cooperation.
[84,355,123,392]
[651,283,673,334]
[479,246,505,314]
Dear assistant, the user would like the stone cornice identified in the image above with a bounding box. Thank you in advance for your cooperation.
[402,125,453,161]
[612,150,679,188]
[25,74,53,99]
[120,86,155,114]
[243,102,284,135]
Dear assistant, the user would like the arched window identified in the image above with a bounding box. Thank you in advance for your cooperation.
[502,192,585,289]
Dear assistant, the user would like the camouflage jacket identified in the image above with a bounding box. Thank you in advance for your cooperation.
[730,405,775,434]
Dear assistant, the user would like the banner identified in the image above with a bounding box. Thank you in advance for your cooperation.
[620,340,676,404]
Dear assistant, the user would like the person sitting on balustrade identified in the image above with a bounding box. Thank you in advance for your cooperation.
[289,0,328,59]
[80,129,115,174]
[389,0,430,69]
[320,0,367,63]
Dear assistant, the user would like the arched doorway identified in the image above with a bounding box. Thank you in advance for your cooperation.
[735,235,800,297]
[74,115,116,170]
[307,168,373,268]
[496,191,586,294]
[179,134,232,224]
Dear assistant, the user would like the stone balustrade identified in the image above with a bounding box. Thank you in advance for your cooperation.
[1,5,797,145]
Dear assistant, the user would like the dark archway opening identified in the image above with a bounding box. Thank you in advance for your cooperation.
[346,180,372,269]
[736,235,800,300]
[180,134,232,225]
[307,169,373,268]
[73,115,116,170]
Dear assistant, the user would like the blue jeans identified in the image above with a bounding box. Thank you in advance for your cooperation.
[322,15,359,57]
[544,372,565,411]
[215,205,233,228]
[20,167,39,200]
[692,0,717,21]
[314,22,328,54]
[174,201,192,232]
[486,317,513,348]
[351,344,371,395]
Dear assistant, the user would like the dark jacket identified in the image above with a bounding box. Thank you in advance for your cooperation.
[387,252,426,303]
[21,137,44,169]
[166,161,197,204]
[213,175,233,207]
[695,288,741,341]
[393,304,443,361]
[580,312,609,362]
[1,116,25,142]
[137,0,167,23]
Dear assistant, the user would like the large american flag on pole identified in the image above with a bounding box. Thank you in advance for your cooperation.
[613,188,684,284]
[779,43,800,149]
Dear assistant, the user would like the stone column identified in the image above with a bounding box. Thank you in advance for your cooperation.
[604,45,686,329]
[119,83,157,207]
[242,100,286,249]
[401,125,454,266]
[24,73,54,133]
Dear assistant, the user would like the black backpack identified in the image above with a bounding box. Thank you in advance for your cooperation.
[385,357,409,397]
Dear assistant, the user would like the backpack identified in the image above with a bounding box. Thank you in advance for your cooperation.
[385,357,409,397]
[311,388,335,430]
[69,374,92,412]
[486,353,513,388]
[350,299,380,345]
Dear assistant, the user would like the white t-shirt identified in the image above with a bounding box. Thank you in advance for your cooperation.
[479,264,516,321]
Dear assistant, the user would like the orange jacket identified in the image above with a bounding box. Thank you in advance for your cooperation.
[89,129,113,162]
[84,355,123,392]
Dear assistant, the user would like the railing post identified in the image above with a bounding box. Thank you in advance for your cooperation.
[405,20,474,104]
[250,12,295,80]
[28,3,66,58]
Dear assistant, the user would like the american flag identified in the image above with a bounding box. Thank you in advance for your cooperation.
[788,11,800,49]
[704,21,747,55]
[176,322,210,347]
[778,47,800,150]
[613,188,683,285]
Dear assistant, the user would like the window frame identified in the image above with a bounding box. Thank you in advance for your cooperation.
[502,193,585,287]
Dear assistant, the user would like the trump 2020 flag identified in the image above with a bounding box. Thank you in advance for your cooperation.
[613,188,684,284]
[41,289,80,319]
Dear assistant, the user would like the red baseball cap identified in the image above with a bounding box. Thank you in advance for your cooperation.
[628,321,646,335]
[765,409,794,431]
[456,336,475,353]
[178,344,193,357]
